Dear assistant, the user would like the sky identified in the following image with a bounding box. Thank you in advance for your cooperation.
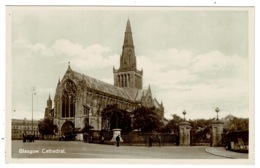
[9,7,252,121]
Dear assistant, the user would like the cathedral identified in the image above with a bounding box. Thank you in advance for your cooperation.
[44,19,164,136]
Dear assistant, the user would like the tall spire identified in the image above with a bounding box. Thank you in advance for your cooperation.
[120,19,136,70]
[113,19,143,89]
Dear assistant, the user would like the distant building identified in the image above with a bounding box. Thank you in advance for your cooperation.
[44,19,164,136]
[11,118,40,140]
[44,94,54,120]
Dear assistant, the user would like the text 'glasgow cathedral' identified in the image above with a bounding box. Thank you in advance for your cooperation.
[44,19,164,136]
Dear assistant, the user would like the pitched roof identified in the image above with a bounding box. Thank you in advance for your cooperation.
[135,89,148,101]
[72,70,142,102]
[153,98,162,109]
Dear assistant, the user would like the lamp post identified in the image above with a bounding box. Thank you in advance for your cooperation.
[32,87,36,134]
[215,107,220,120]
[182,110,187,121]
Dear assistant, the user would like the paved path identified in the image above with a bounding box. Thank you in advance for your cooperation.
[11,140,224,159]
[11,140,248,160]
[205,147,248,159]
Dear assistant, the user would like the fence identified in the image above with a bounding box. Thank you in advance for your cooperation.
[86,131,178,146]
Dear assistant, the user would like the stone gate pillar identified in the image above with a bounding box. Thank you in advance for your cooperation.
[211,120,224,147]
[110,128,123,142]
[179,122,192,146]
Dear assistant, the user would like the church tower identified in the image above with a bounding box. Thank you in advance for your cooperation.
[44,94,53,118]
[47,94,52,110]
[113,19,143,89]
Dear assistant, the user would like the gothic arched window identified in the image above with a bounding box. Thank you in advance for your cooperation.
[62,80,77,118]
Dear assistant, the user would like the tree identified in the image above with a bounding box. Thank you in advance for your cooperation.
[164,114,183,133]
[38,118,56,137]
[101,104,132,132]
[223,115,249,132]
[189,118,212,143]
[132,106,163,133]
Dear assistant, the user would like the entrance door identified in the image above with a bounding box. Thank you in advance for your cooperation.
[61,121,74,136]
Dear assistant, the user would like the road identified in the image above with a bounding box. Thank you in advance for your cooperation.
[12,140,227,159]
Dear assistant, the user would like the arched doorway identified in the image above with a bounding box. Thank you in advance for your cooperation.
[61,121,74,136]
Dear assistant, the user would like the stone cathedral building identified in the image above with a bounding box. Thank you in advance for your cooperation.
[44,19,164,136]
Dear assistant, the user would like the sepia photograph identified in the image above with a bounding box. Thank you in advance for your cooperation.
[5,6,254,164]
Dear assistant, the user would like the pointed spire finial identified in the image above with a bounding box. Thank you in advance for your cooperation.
[48,93,51,100]
[126,18,132,33]
[58,78,60,85]
[67,61,72,71]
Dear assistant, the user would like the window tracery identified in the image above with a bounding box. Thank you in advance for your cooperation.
[62,80,77,118]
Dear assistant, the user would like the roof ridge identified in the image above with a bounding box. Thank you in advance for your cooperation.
[72,70,134,101]
[73,70,125,90]
[123,88,134,101]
